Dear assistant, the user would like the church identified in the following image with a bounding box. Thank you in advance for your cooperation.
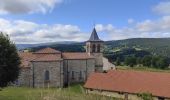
[18,28,115,87]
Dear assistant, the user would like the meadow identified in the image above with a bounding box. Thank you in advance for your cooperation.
[0,84,120,100]
[117,66,170,73]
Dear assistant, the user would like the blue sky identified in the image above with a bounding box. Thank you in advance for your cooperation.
[0,0,170,43]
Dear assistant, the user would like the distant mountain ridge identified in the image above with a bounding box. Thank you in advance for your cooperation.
[17,38,170,57]
[16,41,78,50]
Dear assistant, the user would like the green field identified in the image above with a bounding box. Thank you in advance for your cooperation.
[117,66,170,73]
[0,84,119,100]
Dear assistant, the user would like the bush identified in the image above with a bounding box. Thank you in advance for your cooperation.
[138,92,153,100]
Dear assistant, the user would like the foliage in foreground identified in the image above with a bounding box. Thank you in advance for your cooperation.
[138,92,153,100]
[0,32,20,88]
[0,85,120,100]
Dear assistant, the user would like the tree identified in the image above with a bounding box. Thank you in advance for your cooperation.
[142,55,152,67]
[0,32,20,88]
[157,57,169,69]
[125,56,136,67]
[151,56,159,68]
[115,57,121,66]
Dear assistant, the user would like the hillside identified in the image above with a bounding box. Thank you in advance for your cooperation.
[105,38,170,57]
[20,38,170,57]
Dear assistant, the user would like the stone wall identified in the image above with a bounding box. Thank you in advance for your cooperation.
[18,68,31,87]
[85,89,170,100]
[91,53,103,72]
[18,58,95,87]
[63,59,95,85]
[31,61,63,88]
[86,42,104,72]
[103,57,115,71]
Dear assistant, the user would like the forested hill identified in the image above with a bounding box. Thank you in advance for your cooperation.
[105,38,170,57]
[23,38,170,57]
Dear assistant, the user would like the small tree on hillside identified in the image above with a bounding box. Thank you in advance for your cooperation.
[157,57,169,69]
[0,32,20,88]
[125,56,136,67]
[142,55,152,67]
[115,57,121,66]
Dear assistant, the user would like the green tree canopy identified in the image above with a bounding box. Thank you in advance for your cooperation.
[0,32,20,88]
[125,56,136,67]
[115,57,121,66]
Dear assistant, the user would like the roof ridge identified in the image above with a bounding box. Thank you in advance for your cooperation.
[34,47,61,54]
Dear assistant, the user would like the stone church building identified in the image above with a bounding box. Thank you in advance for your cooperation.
[18,28,115,87]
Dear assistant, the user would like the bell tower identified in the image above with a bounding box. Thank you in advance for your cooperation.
[86,28,104,72]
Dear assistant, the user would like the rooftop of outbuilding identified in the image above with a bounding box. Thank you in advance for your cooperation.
[84,70,170,98]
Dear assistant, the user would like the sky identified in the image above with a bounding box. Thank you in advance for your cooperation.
[0,0,170,44]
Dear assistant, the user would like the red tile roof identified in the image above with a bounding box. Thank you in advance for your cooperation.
[62,52,94,60]
[34,47,61,54]
[19,52,36,68]
[32,54,62,62]
[84,70,170,98]
[19,48,94,68]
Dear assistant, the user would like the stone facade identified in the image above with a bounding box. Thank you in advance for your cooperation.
[63,59,95,86]
[86,41,104,72]
[17,68,31,86]
[103,57,115,71]
[18,58,95,88]
[31,61,63,88]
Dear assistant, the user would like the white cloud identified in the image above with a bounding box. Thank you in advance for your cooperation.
[0,0,63,14]
[153,1,170,15]
[95,16,170,40]
[0,18,88,44]
[1,15,170,43]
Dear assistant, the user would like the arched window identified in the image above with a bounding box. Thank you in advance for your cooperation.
[92,44,96,52]
[79,71,82,79]
[97,44,100,52]
[45,70,50,81]
[87,45,89,52]
[72,71,75,79]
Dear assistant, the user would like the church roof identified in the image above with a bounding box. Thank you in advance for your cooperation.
[19,52,36,68]
[19,48,94,68]
[32,54,62,62]
[84,70,170,98]
[62,52,94,60]
[34,47,61,54]
[87,28,103,42]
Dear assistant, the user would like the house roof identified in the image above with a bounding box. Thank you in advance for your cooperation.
[87,28,103,42]
[34,47,61,54]
[62,52,94,60]
[84,70,170,98]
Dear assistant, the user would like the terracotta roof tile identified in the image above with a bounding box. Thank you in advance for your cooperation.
[19,48,94,68]
[19,52,62,67]
[34,47,61,54]
[84,70,170,98]
[32,54,62,62]
[62,52,94,59]
[19,52,36,68]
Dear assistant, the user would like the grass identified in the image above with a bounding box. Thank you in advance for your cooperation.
[0,84,120,100]
[117,66,170,73]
